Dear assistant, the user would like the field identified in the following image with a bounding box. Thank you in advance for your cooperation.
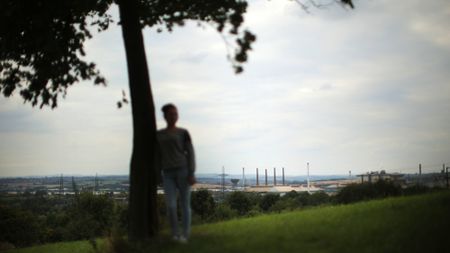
[5,190,450,253]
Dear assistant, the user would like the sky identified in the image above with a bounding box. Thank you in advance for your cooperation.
[1,0,450,177]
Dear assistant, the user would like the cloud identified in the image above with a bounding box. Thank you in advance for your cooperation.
[1,0,450,176]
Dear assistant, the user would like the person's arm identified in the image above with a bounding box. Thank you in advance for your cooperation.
[184,130,196,185]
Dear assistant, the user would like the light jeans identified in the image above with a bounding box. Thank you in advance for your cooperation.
[162,167,191,238]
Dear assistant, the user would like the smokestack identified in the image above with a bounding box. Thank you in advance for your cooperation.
[256,168,259,186]
[419,163,422,185]
[59,174,64,195]
[307,162,310,193]
[265,169,268,186]
[221,166,225,198]
[282,167,285,185]
[274,167,277,186]
[242,167,245,188]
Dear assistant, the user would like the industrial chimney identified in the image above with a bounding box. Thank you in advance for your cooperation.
[242,167,245,189]
[307,162,310,193]
[265,169,268,186]
[256,168,259,186]
[274,167,277,186]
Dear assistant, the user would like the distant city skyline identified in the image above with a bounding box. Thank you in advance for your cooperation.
[0,163,446,178]
[1,0,450,177]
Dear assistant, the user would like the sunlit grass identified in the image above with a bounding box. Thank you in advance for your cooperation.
[168,191,449,253]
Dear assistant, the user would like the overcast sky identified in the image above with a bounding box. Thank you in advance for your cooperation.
[1,0,450,177]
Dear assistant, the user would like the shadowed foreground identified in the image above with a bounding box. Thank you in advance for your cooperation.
[6,191,450,253]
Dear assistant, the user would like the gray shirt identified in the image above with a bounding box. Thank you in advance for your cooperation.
[157,127,195,176]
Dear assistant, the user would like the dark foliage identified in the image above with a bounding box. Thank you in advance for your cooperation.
[402,184,442,196]
[0,205,41,247]
[259,193,280,211]
[308,191,330,206]
[0,0,259,108]
[0,193,118,247]
[191,189,216,220]
[65,193,115,240]
[212,203,238,221]
[226,191,252,215]
[335,180,402,204]
[138,0,256,74]
[296,191,312,207]
[0,0,112,108]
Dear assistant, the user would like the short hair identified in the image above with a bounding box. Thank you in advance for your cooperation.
[161,103,177,114]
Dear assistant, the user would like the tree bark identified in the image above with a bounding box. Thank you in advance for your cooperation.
[117,0,159,240]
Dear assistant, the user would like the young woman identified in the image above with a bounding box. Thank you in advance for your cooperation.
[157,103,196,242]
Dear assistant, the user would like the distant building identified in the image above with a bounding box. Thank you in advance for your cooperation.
[244,184,323,194]
[357,170,404,184]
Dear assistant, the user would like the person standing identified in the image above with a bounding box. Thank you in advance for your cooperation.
[157,103,196,243]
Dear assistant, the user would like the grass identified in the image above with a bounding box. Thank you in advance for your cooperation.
[3,240,97,253]
[6,191,450,253]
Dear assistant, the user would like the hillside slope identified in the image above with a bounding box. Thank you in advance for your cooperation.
[6,191,450,253]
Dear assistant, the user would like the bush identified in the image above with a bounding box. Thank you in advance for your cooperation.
[283,190,299,199]
[246,206,262,217]
[226,191,252,216]
[296,192,311,207]
[0,205,41,247]
[246,192,262,208]
[114,203,129,234]
[66,212,101,240]
[270,198,298,213]
[44,211,70,242]
[259,194,280,212]
[335,180,401,204]
[308,192,330,206]
[402,184,432,196]
[65,193,115,240]
[212,203,238,221]
[191,189,216,220]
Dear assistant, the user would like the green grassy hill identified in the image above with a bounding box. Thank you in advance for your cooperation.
[6,191,450,253]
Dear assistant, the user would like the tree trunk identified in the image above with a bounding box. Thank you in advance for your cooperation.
[117,0,159,240]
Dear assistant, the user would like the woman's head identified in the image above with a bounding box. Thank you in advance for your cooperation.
[162,103,178,127]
